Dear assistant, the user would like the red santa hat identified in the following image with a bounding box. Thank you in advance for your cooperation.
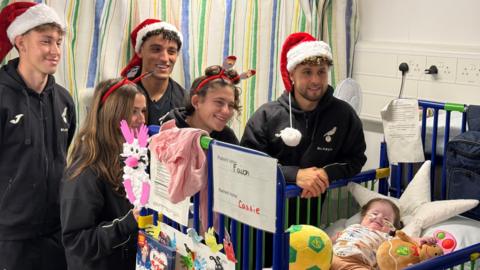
[276,32,332,147]
[121,18,183,78]
[280,32,332,91]
[0,2,65,62]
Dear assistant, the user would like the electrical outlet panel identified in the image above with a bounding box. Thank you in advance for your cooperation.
[456,58,480,85]
[353,42,480,122]
[397,55,426,79]
[425,56,457,83]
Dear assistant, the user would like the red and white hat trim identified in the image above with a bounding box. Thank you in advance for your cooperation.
[6,3,65,44]
[134,21,183,53]
[286,40,332,72]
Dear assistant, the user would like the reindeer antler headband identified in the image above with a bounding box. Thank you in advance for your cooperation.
[101,71,152,104]
[194,56,256,93]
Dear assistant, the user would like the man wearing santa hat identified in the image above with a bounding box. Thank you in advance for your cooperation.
[242,32,366,226]
[121,18,187,125]
[0,2,75,270]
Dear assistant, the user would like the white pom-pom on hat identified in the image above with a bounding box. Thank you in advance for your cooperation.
[276,127,302,147]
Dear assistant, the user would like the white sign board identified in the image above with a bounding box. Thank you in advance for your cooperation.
[381,99,425,164]
[148,157,191,226]
[212,144,277,233]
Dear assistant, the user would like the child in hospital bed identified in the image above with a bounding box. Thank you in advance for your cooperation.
[330,198,436,270]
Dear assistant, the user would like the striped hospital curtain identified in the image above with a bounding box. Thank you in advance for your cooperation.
[319,0,360,88]
[0,0,358,138]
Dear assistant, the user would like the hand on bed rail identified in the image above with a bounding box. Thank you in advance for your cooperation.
[296,167,330,198]
[285,168,389,199]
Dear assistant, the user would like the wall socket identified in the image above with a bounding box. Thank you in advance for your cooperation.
[456,58,480,85]
[425,56,457,83]
[354,42,480,121]
[396,55,480,85]
[397,55,426,79]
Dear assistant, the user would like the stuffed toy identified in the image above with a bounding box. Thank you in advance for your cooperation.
[288,225,332,270]
[120,120,150,208]
[120,120,153,228]
[376,231,443,270]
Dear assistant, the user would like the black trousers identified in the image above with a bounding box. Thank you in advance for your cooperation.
[0,231,67,270]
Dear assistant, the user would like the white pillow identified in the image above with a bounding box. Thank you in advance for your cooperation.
[325,214,361,238]
[348,161,479,237]
[324,218,348,237]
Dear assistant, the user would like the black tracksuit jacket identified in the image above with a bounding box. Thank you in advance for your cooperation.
[60,168,138,270]
[241,86,366,184]
[0,58,76,240]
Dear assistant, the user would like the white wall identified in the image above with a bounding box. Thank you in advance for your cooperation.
[359,0,480,45]
[355,0,480,170]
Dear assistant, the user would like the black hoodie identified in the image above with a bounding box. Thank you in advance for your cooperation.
[0,58,76,240]
[137,78,187,125]
[60,167,138,270]
[241,86,366,183]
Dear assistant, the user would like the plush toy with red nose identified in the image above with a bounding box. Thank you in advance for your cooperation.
[376,230,443,270]
[120,120,151,208]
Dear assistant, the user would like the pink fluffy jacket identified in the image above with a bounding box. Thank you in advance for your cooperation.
[149,119,209,230]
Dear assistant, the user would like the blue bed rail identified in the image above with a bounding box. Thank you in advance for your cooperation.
[146,99,480,270]
[147,124,388,269]
[406,243,480,270]
[382,100,480,269]
[384,100,467,200]
[284,168,390,198]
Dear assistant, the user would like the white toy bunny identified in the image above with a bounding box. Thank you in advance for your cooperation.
[120,119,151,207]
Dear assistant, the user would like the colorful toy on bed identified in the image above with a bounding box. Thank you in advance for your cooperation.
[376,230,443,270]
[288,224,333,270]
[120,119,151,208]
[433,229,457,254]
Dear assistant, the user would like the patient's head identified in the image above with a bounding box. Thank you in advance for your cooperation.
[360,198,401,233]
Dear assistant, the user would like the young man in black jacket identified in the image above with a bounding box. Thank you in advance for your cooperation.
[121,19,187,125]
[0,2,76,270]
[241,32,367,265]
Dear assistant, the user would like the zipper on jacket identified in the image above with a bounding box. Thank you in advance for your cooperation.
[305,112,309,129]
[39,98,49,177]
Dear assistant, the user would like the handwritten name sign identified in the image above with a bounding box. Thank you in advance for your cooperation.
[212,143,277,233]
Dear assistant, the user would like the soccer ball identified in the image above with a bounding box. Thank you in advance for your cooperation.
[288,224,332,270]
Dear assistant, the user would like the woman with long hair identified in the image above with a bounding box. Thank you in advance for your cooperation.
[60,78,147,270]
